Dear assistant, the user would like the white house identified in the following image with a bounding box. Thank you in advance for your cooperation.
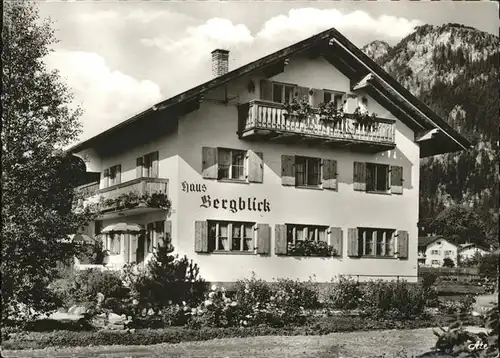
[418,236,459,267]
[458,243,490,261]
[68,27,470,284]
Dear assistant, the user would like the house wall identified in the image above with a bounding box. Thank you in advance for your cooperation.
[74,128,180,270]
[424,240,458,267]
[173,54,420,283]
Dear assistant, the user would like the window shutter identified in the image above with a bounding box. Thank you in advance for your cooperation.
[130,234,138,263]
[322,159,338,190]
[159,220,171,248]
[329,227,343,256]
[281,155,296,186]
[103,169,109,188]
[353,162,366,191]
[397,230,409,259]
[151,151,159,178]
[260,79,273,101]
[391,166,403,194]
[136,157,143,178]
[202,147,218,179]
[347,228,359,257]
[115,165,122,184]
[275,224,288,255]
[256,224,271,254]
[123,233,130,263]
[195,221,208,253]
[247,150,264,183]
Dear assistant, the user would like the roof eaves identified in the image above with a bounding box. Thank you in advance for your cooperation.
[326,29,471,151]
[68,28,340,154]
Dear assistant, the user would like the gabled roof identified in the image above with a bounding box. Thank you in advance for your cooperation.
[458,243,490,252]
[68,26,471,155]
[418,235,447,248]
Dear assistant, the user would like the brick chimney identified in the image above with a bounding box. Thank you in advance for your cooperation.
[211,49,229,78]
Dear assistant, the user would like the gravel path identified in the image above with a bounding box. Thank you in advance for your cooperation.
[2,327,444,358]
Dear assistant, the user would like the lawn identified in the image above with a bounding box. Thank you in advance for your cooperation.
[2,327,439,358]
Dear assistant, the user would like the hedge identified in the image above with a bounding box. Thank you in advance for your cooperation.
[2,316,458,350]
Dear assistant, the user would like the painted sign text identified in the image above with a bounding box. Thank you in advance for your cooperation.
[200,195,271,213]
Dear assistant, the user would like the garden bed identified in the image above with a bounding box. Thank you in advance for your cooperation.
[1,315,458,350]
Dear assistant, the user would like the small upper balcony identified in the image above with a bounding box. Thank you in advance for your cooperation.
[74,177,169,218]
[238,99,396,153]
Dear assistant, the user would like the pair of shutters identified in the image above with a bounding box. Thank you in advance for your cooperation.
[194,221,271,254]
[202,147,264,183]
[346,228,409,259]
[136,151,159,178]
[353,162,404,194]
[126,220,171,263]
[281,155,338,190]
[274,225,343,256]
[102,165,121,188]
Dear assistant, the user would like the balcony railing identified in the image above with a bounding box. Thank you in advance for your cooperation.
[75,177,169,213]
[238,100,396,150]
[99,177,168,200]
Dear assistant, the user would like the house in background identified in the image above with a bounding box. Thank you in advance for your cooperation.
[69,26,469,283]
[458,243,490,262]
[418,235,459,267]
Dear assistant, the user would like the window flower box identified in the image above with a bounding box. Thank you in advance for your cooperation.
[287,240,338,257]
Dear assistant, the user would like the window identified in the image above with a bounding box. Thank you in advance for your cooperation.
[286,224,327,245]
[444,250,453,256]
[366,163,389,192]
[431,250,441,255]
[431,260,440,265]
[295,156,321,187]
[218,148,246,180]
[103,164,121,188]
[272,83,296,104]
[323,91,343,110]
[137,151,159,178]
[109,234,121,255]
[208,221,254,252]
[109,165,119,186]
[358,228,395,257]
[143,152,154,177]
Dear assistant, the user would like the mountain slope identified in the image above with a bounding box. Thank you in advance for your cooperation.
[362,23,499,246]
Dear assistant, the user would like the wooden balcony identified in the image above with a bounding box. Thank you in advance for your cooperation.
[238,100,396,152]
[75,177,169,217]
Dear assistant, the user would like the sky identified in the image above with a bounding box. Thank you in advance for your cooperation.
[37,1,499,143]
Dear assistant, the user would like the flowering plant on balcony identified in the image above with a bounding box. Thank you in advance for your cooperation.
[317,101,344,126]
[352,107,379,130]
[283,98,314,121]
[287,240,338,257]
[97,191,171,213]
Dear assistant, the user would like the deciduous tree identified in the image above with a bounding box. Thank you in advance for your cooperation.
[2,1,94,321]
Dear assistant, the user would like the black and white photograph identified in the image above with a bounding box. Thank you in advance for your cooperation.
[2,0,499,357]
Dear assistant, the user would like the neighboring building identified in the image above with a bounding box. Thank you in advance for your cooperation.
[69,27,469,283]
[418,236,459,267]
[458,243,490,261]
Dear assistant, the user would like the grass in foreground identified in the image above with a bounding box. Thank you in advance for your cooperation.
[2,327,437,358]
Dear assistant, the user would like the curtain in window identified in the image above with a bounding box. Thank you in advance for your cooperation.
[218,149,231,179]
[295,159,306,186]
